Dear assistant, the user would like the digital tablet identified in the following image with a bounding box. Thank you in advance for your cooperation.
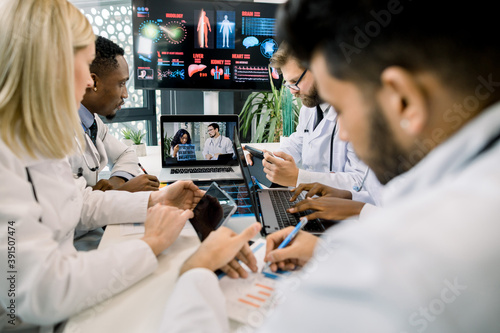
[189,182,238,241]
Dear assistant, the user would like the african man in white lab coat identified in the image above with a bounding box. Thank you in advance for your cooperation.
[68,36,159,193]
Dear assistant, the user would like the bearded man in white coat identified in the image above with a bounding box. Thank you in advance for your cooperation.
[247,42,382,205]
[158,0,500,332]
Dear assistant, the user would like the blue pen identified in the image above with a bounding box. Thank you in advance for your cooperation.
[262,217,309,272]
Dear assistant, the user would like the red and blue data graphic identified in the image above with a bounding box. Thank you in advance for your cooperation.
[158,69,185,80]
[137,6,150,17]
[234,66,269,83]
[133,0,281,90]
[164,180,254,217]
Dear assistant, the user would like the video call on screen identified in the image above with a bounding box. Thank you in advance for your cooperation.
[163,121,237,165]
[133,0,280,91]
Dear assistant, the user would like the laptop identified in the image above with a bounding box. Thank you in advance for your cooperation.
[159,115,243,182]
[233,132,338,236]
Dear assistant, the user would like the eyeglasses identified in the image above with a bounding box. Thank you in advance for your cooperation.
[284,69,307,92]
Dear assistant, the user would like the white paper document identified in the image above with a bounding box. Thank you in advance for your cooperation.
[219,238,293,327]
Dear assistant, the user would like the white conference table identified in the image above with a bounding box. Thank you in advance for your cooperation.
[64,143,280,333]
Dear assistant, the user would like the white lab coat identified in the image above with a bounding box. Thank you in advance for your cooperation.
[351,168,384,206]
[158,102,500,333]
[280,104,382,205]
[0,140,157,327]
[202,135,233,160]
[68,113,142,186]
[279,104,336,172]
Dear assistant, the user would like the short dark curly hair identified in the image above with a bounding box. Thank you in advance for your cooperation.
[90,36,125,76]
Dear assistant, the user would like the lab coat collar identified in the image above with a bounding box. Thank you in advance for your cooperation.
[324,105,337,121]
[307,104,337,141]
[384,101,500,204]
[319,103,330,114]
[79,104,95,130]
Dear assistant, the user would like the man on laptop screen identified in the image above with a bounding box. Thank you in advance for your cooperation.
[203,123,233,160]
[159,115,242,182]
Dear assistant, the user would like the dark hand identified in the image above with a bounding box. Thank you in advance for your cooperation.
[288,197,365,221]
[290,182,352,202]
[92,179,114,191]
[116,174,160,192]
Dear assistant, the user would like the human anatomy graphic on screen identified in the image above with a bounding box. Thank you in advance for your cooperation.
[216,11,235,49]
[197,9,211,48]
[220,15,232,47]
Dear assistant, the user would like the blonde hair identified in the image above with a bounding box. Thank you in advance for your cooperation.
[0,0,94,159]
[269,41,293,75]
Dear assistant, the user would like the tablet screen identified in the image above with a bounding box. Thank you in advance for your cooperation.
[189,182,237,241]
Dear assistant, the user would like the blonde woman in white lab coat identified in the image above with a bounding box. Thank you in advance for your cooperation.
[0,1,201,331]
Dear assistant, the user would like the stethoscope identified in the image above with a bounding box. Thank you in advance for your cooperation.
[304,108,370,193]
[304,106,337,171]
[353,168,369,192]
[209,135,223,148]
[74,126,100,178]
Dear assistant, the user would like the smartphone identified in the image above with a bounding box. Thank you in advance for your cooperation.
[189,182,237,241]
[244,145,265,159]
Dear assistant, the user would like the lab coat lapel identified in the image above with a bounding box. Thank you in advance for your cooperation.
[308,110,337,142]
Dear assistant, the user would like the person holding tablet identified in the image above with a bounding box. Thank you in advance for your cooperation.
[0,1,202,330]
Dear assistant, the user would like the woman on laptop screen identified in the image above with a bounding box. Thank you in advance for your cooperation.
[171,128,192,159]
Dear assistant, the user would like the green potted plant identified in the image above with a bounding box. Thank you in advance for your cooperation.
[130,129,147,157]
[239,66,301,143]
[164,134,173,158]
[121,127,134,146]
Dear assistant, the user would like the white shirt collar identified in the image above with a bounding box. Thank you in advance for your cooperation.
[384,101,500,204]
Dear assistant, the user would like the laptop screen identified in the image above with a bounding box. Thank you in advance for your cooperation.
[232,131,261,223]
[160,115,239,167]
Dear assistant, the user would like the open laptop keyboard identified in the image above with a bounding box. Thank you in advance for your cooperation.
[170,167,234,174]
[268,191,326,233]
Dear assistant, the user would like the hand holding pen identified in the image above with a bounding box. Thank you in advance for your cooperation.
[138,162,148,174]
[264,218,319,272]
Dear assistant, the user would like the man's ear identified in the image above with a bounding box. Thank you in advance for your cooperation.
[91,73,99,92]
[379,66,428,136]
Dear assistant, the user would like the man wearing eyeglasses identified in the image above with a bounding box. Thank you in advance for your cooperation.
[247,42,379,206]
[202,123,233,160]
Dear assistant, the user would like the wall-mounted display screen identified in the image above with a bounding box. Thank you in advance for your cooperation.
[132,0,281,91]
